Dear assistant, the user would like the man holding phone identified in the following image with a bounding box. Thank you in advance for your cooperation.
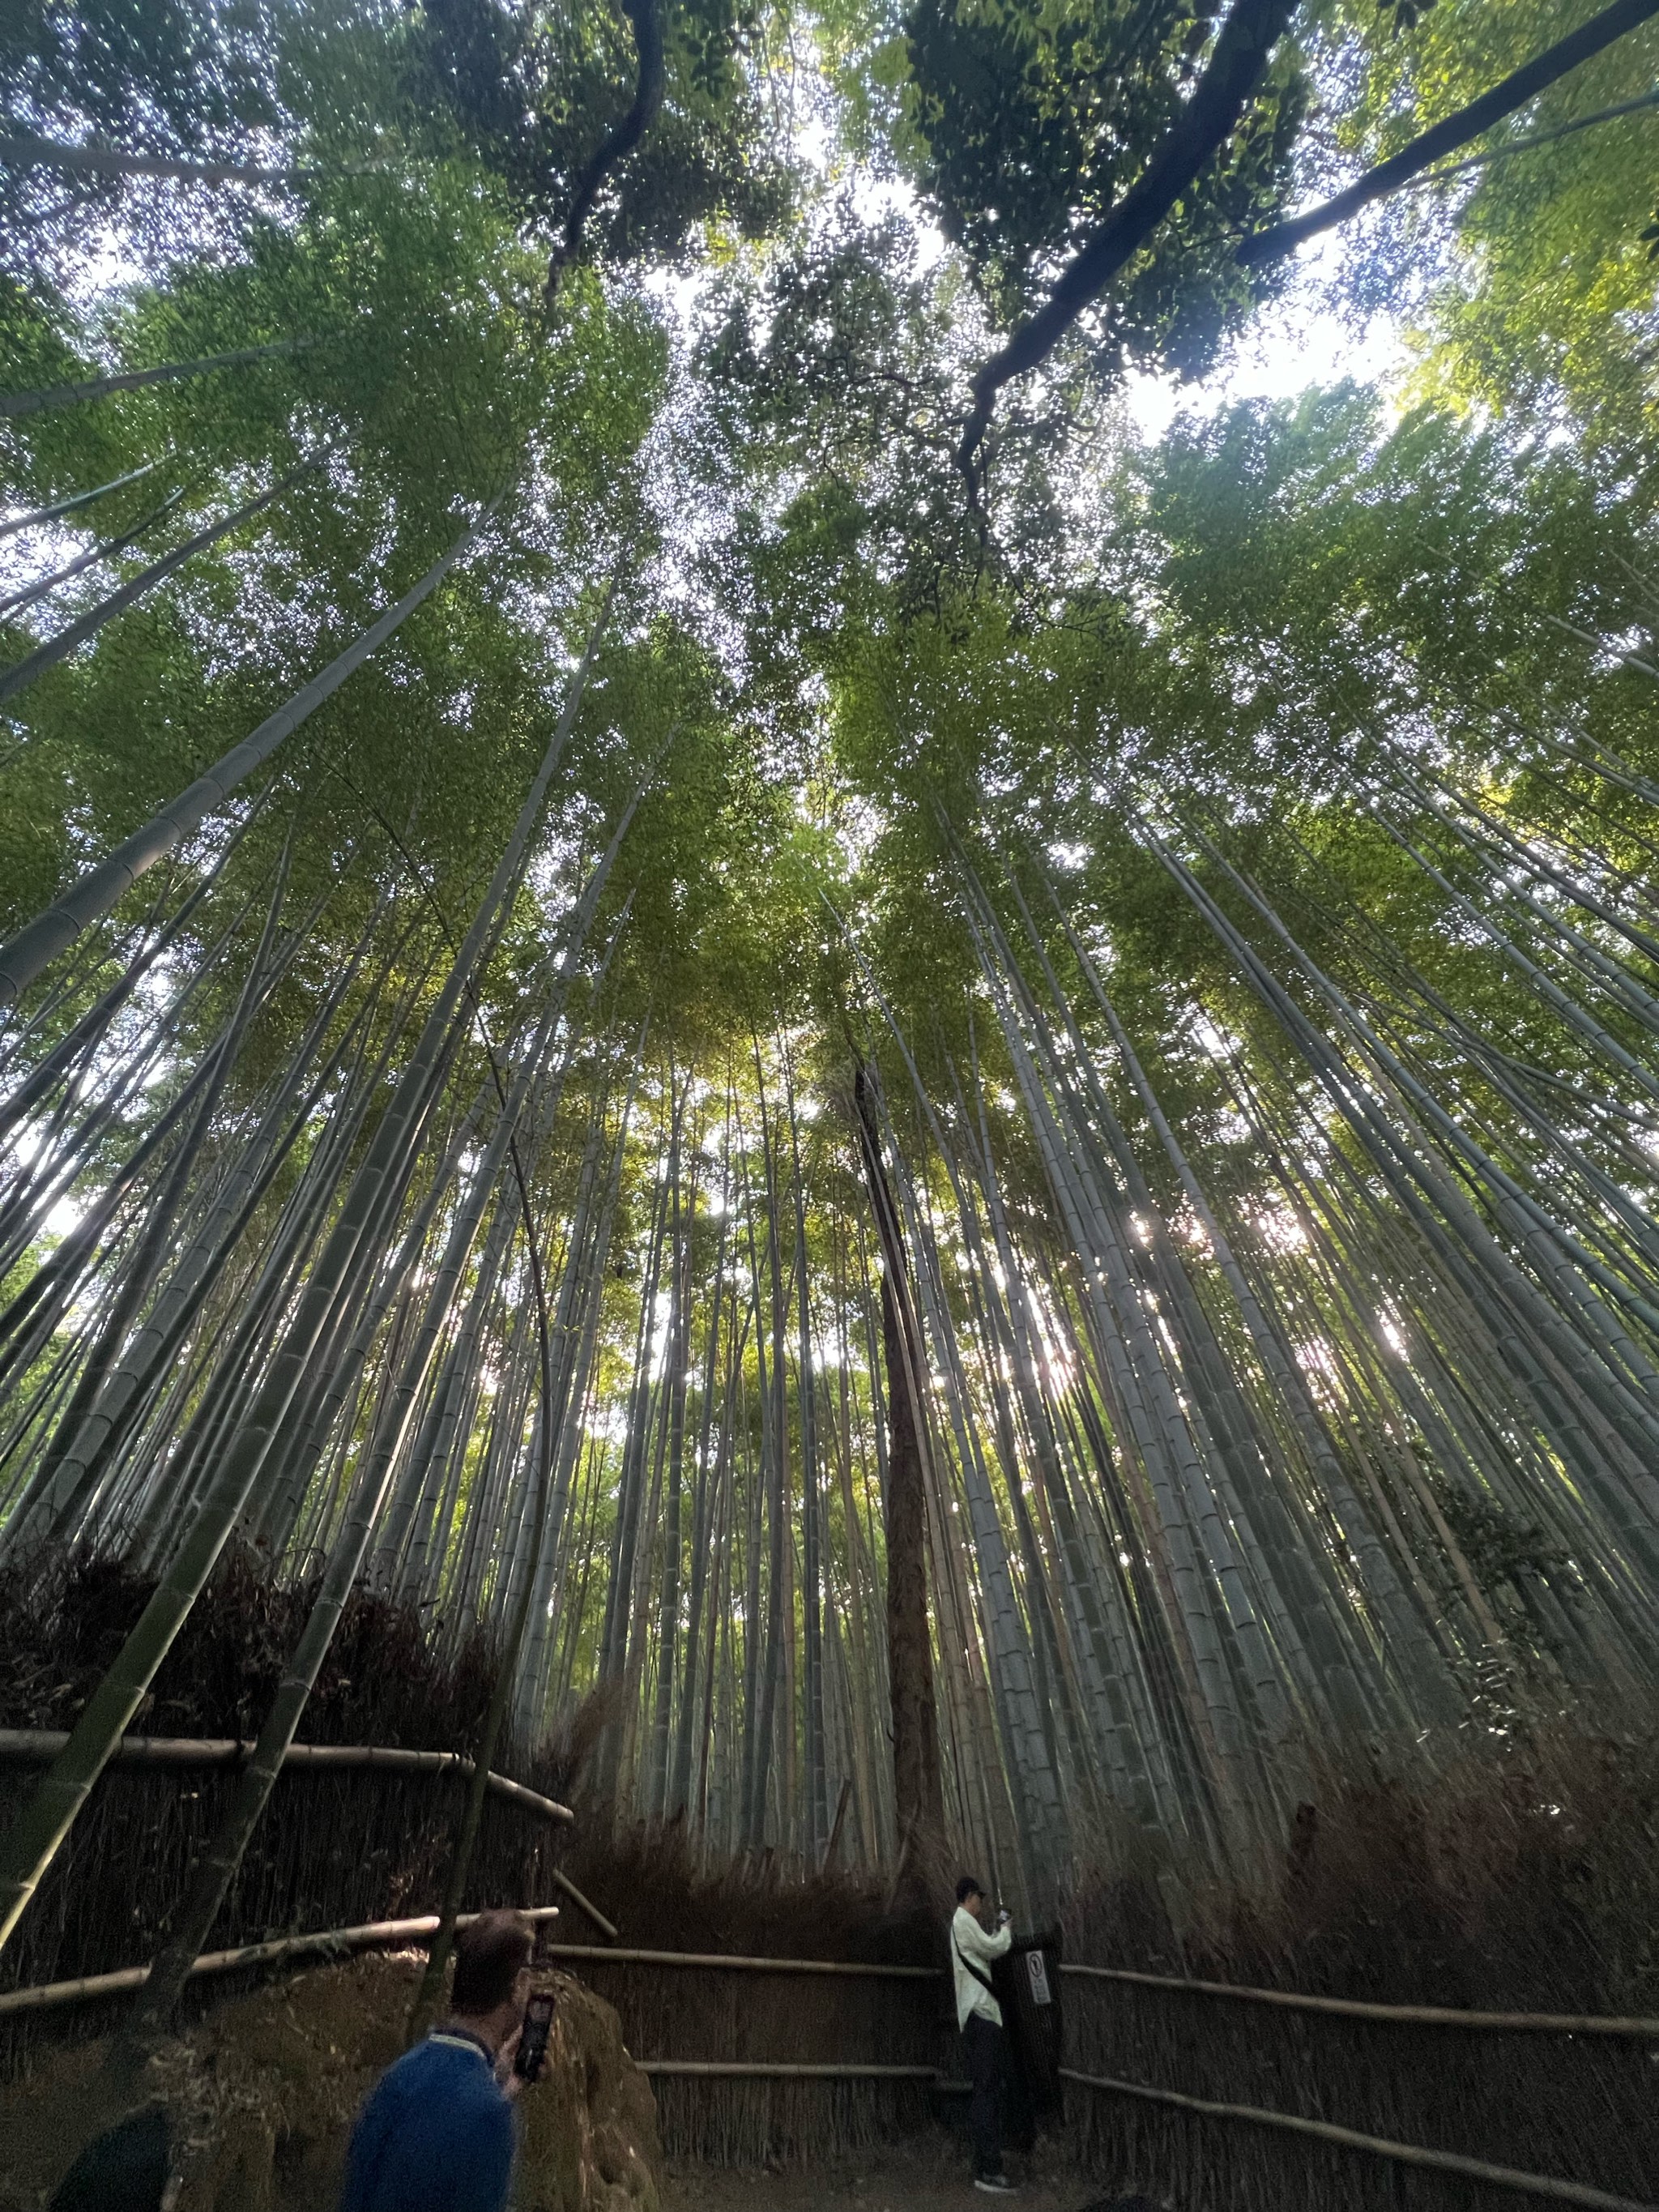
[951,1875,1017,2194]
[339,1910,553,2212]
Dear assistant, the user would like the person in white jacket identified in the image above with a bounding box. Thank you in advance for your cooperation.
[951,1874,1017,2193]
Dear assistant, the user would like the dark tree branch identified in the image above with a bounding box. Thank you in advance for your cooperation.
[1238,0,1659,267]
[544,0,666,305]
[956,0,1296,486]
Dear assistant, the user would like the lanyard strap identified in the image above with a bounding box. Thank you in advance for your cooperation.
[430,2029,495,2067]
[953,1932,999,2001]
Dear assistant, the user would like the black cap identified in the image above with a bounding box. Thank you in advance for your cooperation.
[51,2106,169,2212]
[956,1874,986,1904]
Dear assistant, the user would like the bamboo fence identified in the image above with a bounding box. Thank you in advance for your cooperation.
[539,1942,936,1977]
[1060,2068,1657,2212]
[1060,1961,1659,2038]
[0,1904,565,2018]
[1062,1966,1659,2210]
[7,1915,1659,2199]
[548,1943,949,2163]
[0,1757,570,2073]
[0,1729,574,1823]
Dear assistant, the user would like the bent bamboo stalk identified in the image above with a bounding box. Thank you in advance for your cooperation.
[0,461,318,708]
[539,1943,938,1978]
[1060,2069,1657,2212]
[544,1873,618,1941]
[0,1729,574,1824]
[0,1906,565,2018]
[1062,1961,1659,2038]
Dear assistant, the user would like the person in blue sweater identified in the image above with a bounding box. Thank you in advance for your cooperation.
[339,1911,535,2212]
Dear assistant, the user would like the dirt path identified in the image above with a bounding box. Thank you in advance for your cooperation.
[663,2136,1154,2212]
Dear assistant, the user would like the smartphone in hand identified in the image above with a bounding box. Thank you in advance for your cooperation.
[514,1992,557,2082]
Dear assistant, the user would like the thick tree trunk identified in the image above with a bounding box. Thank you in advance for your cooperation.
[851,1057,945,1889]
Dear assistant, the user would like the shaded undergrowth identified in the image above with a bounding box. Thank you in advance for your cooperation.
[0,1543,503,1761]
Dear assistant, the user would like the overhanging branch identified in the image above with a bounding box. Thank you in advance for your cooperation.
[1238,0,1659,267]
[956,0,1296,486]
[544,0,665,305]
[953,0,1659,515]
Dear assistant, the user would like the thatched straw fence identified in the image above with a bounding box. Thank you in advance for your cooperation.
[11,1889,1659,2198]
[539,1945,949,2163]
[1045,1734,1659,2209]
[0,1749,570,2074]
[1060,1966,1659,2210]
[646,2073,942,2167]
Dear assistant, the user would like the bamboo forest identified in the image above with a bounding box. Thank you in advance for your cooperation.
[3,0,1659,2200]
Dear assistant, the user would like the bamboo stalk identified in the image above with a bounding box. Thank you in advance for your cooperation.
[0,461,320,709]
[0,492,501,1007]
[0,132,352,186]
[1060,2069,1657,2212]
[0,1731,573,1822]
[0,340,313,421]
[538,1944,939,1979]
[0,1907,565,2018]
[0,459,161,539]
[1061,1962,1659,2037]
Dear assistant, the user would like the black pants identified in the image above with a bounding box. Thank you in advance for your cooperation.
[963,2013,1009,2177]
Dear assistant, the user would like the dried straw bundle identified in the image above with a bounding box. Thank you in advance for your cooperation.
[548,1815,935,1965]
[0,1547,506,1758]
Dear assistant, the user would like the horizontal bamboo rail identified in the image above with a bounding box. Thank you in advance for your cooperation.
[1060,2069,1656,2212]
[539,1943,938,1979]
[567,1946,1659,2028]
[640,2061,943,2080]
[0,1906,565,2018]
[0,1731,611,1938]
[1062,1962,1659,2039]
[0,1729,574,1825]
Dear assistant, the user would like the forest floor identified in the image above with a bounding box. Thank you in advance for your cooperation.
[663,2137,1158,2212]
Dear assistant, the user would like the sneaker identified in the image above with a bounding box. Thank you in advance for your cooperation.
[974,2177,1018,2194]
